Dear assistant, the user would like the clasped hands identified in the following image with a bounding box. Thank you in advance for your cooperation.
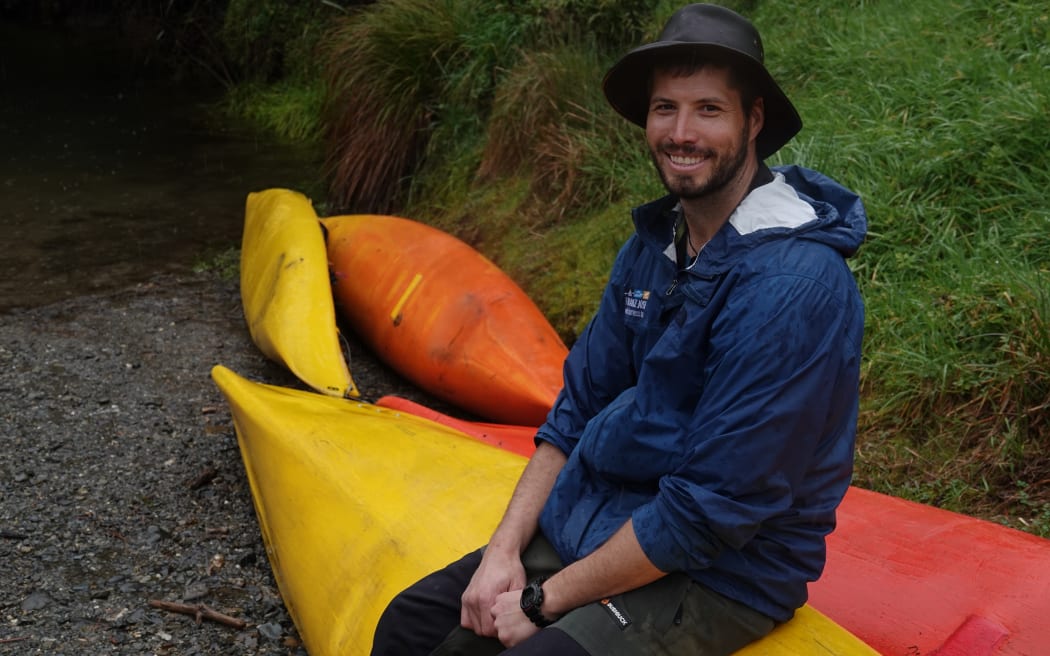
[460,549,557,648]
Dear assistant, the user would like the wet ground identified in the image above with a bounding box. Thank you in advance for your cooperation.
[0,20,325,312]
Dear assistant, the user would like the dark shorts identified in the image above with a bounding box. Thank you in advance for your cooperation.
[374,535,775,656]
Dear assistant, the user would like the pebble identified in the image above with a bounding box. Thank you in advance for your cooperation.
[257,621,283,641]
[183,580,210,601]
[21,591,53,611]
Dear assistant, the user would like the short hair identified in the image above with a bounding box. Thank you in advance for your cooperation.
[646,47,760,115]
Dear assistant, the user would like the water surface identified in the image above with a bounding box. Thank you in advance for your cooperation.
[0,21,325,312]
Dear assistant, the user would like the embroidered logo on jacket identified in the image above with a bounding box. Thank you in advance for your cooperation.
[624,289,651,319]
[600,598,632,629]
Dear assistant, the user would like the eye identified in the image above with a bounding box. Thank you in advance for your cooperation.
[650,99,676,113]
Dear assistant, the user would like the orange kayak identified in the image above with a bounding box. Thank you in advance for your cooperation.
[385,398,1050,656]
[323,215,567,426]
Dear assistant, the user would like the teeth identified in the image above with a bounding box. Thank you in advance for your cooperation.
[669,154,704,165]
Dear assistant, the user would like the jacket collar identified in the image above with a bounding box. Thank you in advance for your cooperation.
[632,165,866,270]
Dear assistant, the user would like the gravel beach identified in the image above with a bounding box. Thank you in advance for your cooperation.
[0,271,426,655]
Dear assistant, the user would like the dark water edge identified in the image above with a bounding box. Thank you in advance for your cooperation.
[0,20,326,313]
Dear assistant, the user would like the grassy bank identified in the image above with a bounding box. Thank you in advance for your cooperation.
[229,0,1050,535]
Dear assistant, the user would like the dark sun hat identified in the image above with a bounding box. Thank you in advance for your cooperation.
[603,3,802,159]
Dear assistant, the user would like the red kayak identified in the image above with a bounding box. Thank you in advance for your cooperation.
[814,486,1050,656]
[376,395,536,458]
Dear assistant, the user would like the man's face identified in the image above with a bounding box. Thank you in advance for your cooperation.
[645,66,760,199]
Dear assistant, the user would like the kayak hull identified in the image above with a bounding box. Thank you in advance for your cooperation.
[376,394,537,458]
[240,189,357,398]
[814,486,1050,656]
[212,365,522,654]
[323,214,567,426]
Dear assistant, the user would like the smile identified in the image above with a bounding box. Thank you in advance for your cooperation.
[668,153,707,168]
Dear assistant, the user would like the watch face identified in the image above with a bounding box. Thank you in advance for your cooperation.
[520,579,553,627]
[520,584,539,609]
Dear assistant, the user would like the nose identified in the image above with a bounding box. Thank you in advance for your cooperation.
[669,111,699,145]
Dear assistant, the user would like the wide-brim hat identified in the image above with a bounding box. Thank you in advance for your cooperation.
[603,3,802,159]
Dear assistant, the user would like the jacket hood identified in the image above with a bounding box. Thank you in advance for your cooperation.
[776,164,867,258]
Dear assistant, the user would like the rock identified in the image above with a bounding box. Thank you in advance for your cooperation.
[21,590,53,611]
[183,580,210,601]
[257,621,283,641]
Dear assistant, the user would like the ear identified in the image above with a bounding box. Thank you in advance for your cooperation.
[749,97,766,143]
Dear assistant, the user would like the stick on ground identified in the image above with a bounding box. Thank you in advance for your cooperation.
[148,599,248,630]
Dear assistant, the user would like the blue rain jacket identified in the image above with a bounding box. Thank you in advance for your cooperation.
[536,165,867,622]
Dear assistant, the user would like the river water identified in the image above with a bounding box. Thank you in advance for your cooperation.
[0,21,326,312]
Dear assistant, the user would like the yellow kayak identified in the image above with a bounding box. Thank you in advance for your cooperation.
[239,189,358,398]
[211,365,880,656]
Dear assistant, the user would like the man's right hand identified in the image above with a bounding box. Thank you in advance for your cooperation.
[459,546,527,637]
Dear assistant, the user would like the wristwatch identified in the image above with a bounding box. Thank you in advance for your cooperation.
[519,576,554,627]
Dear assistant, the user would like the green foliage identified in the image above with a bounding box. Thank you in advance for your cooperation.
[1013,481,1050,537]
[475,47,651,219]
[216,0,354,140]
[518,0,666,47]
[192,247,240,280]
[222,79,326,141]
[221,0,341,82]
[518,0,762,48]
[761,0,1050,524]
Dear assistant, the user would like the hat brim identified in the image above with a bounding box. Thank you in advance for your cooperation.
[602,43,802,160]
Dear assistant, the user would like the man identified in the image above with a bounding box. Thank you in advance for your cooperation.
[372,3,867,655]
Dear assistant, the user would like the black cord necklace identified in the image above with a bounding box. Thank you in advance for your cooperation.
[686,229,704,256]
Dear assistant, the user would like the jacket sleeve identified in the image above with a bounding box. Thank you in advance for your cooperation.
[630,267,860,573]
[535,241,640,456]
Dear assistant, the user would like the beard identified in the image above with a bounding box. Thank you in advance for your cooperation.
[650,124,751,200]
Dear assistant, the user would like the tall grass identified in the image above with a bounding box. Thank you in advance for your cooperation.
[758,0,1050,523]
[309,0,1050,531]
[319,0,708,215]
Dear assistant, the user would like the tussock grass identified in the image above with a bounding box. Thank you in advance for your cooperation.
[321,0,533,212]
[318,0,690,215]
[480,47,650,224]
